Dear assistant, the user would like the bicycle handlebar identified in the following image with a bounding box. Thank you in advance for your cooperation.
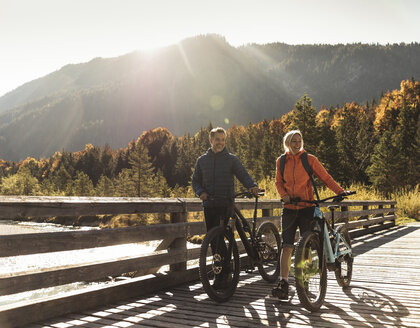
[288,191,356,205]
[235,189,265,199]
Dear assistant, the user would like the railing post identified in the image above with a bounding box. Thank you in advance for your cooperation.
[169,203,187,272]
[361,205,369,228]
[340,205,348,224]
[376,204,384,225]
[390,204,396,226]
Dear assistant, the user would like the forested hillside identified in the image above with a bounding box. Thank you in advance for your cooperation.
[0,79,418,200]
[0,35,419,162]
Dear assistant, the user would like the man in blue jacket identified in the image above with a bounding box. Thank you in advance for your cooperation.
[192,127,259,233]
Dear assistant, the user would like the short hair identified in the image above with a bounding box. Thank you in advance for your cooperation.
[209,127,227,139]
[283,130,304,152]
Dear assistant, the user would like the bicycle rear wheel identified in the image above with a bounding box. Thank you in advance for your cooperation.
[334,226,353,288]
[199,226,240,302]
[294,231,327,312]
[256,222,281,282]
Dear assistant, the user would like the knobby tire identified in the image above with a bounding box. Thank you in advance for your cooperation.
[294,231,327,312]
[256,222,281,282]
[334,226,353,288]
[199,226,240,302]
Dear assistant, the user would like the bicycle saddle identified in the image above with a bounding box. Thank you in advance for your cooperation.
[328,205,340,211]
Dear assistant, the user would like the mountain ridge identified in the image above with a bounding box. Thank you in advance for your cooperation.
[0,35,419,162]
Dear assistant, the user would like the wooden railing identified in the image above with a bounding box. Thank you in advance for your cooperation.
[0,196,397,327]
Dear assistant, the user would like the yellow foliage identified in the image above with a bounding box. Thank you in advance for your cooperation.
[316,108,332,126]
[374,79,420,132]
[268,119,286,136]
[331,102,367,128]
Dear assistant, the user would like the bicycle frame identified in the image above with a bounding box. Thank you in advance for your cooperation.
[212,192,262,262]
[231,205,259,260]
[313,218,351,265]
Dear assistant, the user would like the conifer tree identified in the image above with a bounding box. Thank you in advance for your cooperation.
[335,103,373,185]
[70,171,94,196]
[393,99,420,189]
[50,165,72,193]
[367,131,404,195]
[114,169,136,197]
[174,135,196,187]
[260,134,276,179]
[74,144,103,185]
[128,141,156,197]
[153,170,171,197]
[316,109,341,179]
[96,175,115,196]
[291,94,319,154]
[160,139,178,187]
[101,144,115,179]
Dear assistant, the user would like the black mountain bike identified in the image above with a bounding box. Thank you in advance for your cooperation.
[292,191,356,311]
[199,190,281,302]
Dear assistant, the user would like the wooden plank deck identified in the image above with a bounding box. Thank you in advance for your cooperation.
[27,223,420,328]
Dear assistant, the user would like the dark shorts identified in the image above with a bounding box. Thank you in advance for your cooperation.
[281,207,315,248]
[203,206,232,232]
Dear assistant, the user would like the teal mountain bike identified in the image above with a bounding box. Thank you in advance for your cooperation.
[292,191,356,311]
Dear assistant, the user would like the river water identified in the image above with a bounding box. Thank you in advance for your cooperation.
[0,220,165,307]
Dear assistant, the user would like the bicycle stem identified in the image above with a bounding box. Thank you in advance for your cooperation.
[253,196,258,237]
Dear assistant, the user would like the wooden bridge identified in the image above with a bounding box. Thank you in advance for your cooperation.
[0,196,418,327]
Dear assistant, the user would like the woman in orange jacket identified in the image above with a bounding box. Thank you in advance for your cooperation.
[272,129,348,300]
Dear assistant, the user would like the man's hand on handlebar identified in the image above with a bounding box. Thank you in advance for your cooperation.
[199,192,209,201]
[249,187,263,197]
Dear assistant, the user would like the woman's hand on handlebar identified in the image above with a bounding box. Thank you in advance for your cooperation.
[334,190,356,202]
[281,195,291,204]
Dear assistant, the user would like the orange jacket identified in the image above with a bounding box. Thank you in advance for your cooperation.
[275,150,344,210]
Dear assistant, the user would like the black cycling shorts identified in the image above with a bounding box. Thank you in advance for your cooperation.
[281,207,315,248]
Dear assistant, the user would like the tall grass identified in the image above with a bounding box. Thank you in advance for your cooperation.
[393,186,420,221]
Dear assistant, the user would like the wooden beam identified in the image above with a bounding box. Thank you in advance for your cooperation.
[323,207,397,220]
[0,221,205,257]
[0,197,188,219]
[0,247,201,296]
[346,214,396,230]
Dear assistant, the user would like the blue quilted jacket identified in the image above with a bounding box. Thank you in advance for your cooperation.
[192,147,257,207]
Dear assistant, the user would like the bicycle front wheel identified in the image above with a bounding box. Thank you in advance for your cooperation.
[256,221,281,282]
[334,226,353,288]
[294,231,327,312]
[199,226,240,302]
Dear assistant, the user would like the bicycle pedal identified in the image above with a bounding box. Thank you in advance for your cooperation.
[244,266,255,273]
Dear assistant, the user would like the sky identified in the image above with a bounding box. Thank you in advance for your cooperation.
[1,0,419,97]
